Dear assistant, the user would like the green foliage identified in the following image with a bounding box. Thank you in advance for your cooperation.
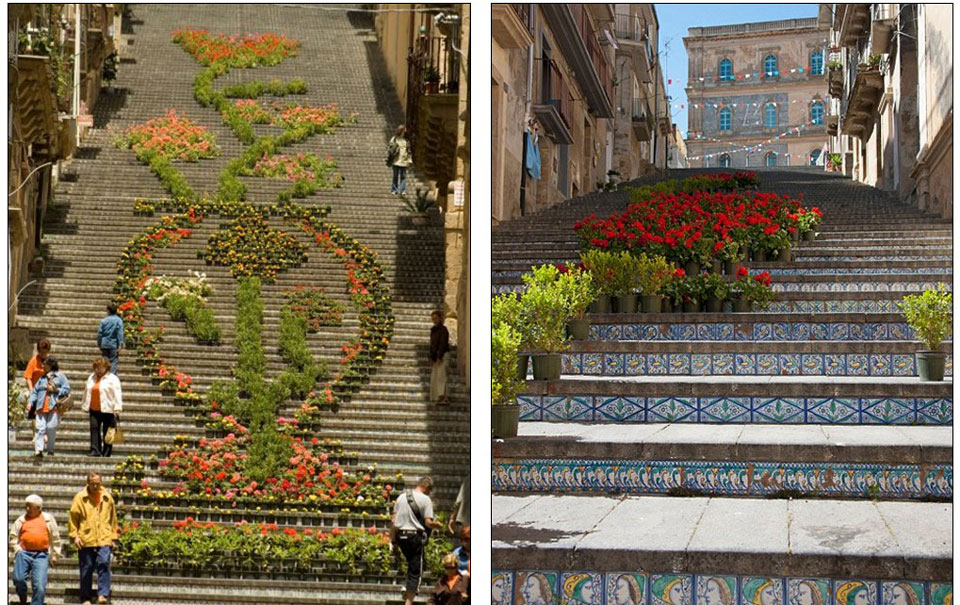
[700,272,729,300]
[321,529,394,575]
[635,253,674,295]
[282,288,345,332]
[519,265,592,354]
[402,188,436,213]
[245,426,294,483]
[8,379,27,427]
[899,284,953,350]
[221,78,308,98]
[579,249,619,296]
[492,323,525,406]
[161,294,221,344]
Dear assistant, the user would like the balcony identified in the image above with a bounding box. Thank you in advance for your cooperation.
[837,4,871,47]
[15,56,59,152]
[540,4,614,118]
[631,97,652,141]
[828,66,844,97]
[532,60,574,145]
[492,4,534,49]
[870,4,896,55]
[614,13,653,82]
[826,114,839,136]
[840,65,884,136]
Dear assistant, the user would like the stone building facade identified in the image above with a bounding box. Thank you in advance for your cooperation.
[374,4,471,376]
[492,4,671,223]
[684,15,831,168]
[826,4,952,218]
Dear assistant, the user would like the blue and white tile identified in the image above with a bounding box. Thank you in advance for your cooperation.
[668,354,691,375]
[701,398,750,423]
[869,355,892,377]
[824,355,846,376]
[560,571,604,604]
[861,398,914,424]
[735,354,756,374]
[753,398,804,423]
[583,353,603,375]
[647,354,668,375]
[880,582,925,605]
[692,354,712,375]
[596,396,644,422]
[647,397,696,423]
[807,398,859,424]
[801,354,824,376]
[779,354,801,376]
[606,573,646,605]
[624,353,644,376]
[713,354,735,375]
[604,353,625,376]
[543,397,594,421]
[847,355,869,376]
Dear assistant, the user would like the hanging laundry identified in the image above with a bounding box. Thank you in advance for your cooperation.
[525,131,541,181]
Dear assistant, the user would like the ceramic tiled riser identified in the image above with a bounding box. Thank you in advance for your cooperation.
[491,571,951,605]
[562,352,953,377]
[491,459,952,499]
[518,395,952,425]
[590,322,922,341]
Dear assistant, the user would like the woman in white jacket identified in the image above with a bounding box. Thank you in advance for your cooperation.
[82,357,122,457]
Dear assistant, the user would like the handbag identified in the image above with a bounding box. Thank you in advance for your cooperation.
[105,423,125,444]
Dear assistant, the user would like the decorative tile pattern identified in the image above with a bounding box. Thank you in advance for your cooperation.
[515,396,952,425]
[492,572,948,605]
[579,322,938,343]
[491,459,953,500]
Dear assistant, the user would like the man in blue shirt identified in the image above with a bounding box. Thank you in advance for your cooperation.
[96,304,125,375]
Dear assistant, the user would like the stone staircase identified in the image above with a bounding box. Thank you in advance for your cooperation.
[10,5,467,603]
[491,168,952,605]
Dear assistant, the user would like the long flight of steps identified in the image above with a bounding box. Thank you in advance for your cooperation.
[10,5,467,603]
[491,168,952,605]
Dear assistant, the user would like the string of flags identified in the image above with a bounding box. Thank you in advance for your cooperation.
[686,121,824,161]
[661,96,832,112]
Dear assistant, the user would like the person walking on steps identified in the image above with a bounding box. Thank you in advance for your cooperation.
[392,476,443,605]
[430,310,451,404]
[69,472,118,605]
[388,125,412,195]
[10,494,62,605]
[23,339,52,392]
[82,357,123,458]
[28,356,71,460]
[97,304,125,376]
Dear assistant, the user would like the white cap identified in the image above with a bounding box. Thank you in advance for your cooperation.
[25,494,43,508]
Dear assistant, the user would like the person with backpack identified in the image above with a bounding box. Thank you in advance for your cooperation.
[391,476,443,605]
[387,125,412,195]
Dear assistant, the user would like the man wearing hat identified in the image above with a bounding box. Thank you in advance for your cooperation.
[9,494,62,605]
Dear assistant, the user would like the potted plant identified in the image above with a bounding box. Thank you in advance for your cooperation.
[402,188,436,226]
[423,63,441,94]
[521,265,577,380]
[635,253,672,313]
[610,251,642,313]
[797,206,823,241]
[580,249,617,313]
[494,293,531,378]
[492,323,525,438]
[561,265,595,340]
[827,59,842,71]
[701,272,729,313]
[717,239,743,276]
[898,284,953,381]
[733,270,775,312]
[606,169,621,191]
[827,153,842,173]
[102,51,118,92]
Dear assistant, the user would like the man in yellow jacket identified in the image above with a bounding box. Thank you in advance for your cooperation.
[68,472,117,605]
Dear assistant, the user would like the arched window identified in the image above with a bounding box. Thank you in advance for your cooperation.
[810,50,824,75]
[763,54,778,77]
[764,103,777,128]
[765,152,777,167]
[719,59,733,81]
[719,153,732,168]
[811,101,825,125]
[719,107,731,131]
[809,149,821,165]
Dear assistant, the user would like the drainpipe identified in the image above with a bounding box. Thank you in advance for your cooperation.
[73,4,81,147]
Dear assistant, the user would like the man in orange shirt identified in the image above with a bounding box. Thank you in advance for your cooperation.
[23,339,51,392]
[9,494,62,605]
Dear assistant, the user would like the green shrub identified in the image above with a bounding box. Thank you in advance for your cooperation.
[899,284,953,350]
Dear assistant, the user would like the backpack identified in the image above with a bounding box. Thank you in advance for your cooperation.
[386,138,399,166]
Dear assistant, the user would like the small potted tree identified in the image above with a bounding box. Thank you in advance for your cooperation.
[563,265,596,340]
[899,284,953,381]
[402,188,436,226]
[492,322,525,438]
[522,265,575,380]
[580,249,617,313]
[610,251,642,313]
[493,293,530,380]
[636,253,673,313]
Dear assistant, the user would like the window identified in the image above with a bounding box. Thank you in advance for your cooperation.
[763,54,778,77]
[719,59,733,81]
[810,149,821,165]
[719,107,731,131]
[811,101,825,125]
[765,152,777,166]
[810,50,824,75]
[764,103,777,128]
[719,153,732,167]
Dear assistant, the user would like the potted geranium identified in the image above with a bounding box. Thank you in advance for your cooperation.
[701,272,729,313]
[492,322,525,438]
[580,249,617,313]
[635,253,673,313]
[717,239,743,276]
[521,264,581,380]
[732,269,775,312]
[898,284,953,381]
[797,207,823,241]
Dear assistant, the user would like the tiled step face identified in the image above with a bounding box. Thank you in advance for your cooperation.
[491,570,953,605]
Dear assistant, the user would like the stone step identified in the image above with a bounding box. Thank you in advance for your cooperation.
[492,423,952,499]
[491,495,950,581]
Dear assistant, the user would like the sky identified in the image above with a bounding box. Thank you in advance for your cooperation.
[654,3,821,138]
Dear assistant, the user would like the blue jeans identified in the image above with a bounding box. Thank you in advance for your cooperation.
[100,347,119,375]
[34,411,59,455]
[79,546,112,601]
[13,550,49,605]
[392,165,407,194]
